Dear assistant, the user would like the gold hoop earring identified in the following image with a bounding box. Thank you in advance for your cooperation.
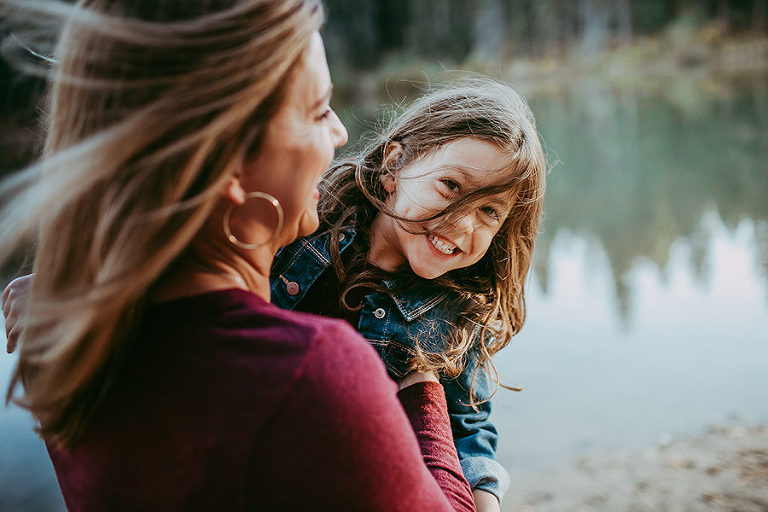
[223,192,284,250]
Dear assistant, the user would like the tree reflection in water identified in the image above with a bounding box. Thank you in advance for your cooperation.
[529,72,768,324]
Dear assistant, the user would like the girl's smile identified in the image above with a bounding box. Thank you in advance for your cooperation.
[427,233,459,256]
[369,137,513,280]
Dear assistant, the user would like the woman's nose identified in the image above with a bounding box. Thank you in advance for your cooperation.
[331,110,347,148]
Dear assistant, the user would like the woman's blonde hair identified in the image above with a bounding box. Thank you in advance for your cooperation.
[0,0,323,446]
[319,78,546,401]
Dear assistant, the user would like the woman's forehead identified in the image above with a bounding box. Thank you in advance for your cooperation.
[302,34,331,94]
[280,33,331,114]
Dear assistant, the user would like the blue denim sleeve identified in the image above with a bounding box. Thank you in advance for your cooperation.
[441,357,510,502]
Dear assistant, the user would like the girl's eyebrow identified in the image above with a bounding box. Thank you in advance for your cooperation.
[434,165,480,185]
[488,196,511,209]
[436,166,513,205]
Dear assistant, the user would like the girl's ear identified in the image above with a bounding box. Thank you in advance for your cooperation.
[381,142,403,193]
[223,173,247,205]
[383,141,403,168]
[380,171,397,193]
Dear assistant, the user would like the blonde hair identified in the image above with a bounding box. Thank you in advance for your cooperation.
[0,0,323,446]
[319,78,546,401]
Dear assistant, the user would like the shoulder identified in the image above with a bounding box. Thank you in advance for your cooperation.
[143,288,365,360]
[210,290,391,394]
[296,311,396,398]
[144,289,394,407]
[231,290,370,359]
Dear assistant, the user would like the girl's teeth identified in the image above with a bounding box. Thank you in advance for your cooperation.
[429,235,456,255]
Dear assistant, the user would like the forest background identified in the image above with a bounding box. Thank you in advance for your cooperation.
[2,0,768,172]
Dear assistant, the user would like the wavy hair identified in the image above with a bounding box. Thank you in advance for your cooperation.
[0,0,323,446]
[319,78,547,402]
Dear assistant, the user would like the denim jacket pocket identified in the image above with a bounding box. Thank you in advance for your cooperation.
[356,294,413,379]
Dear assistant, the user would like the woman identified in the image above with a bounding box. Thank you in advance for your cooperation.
[0,1,476,510]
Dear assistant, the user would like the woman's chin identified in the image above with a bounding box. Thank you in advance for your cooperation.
[297,211,320,238]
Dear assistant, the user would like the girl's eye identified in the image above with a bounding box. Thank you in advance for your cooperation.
[439,178,460,193]
[481,206,500,220]
[317,108,333,121]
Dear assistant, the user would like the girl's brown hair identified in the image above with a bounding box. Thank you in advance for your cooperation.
[319,78,546,401]
[0,0,323,446]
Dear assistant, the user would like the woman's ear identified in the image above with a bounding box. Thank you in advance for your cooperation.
[381,142,403,193]
[222,173,247,205]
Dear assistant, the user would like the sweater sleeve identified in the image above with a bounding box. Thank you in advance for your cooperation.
[249,320,476,512]
[398,382,477,511]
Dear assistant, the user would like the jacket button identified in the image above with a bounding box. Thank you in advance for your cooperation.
[286,281,300,296]
[338,232,345,242]
[373,307,386,319]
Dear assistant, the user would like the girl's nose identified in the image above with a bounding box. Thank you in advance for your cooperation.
[331,110,348,148]
[451,213,476,243]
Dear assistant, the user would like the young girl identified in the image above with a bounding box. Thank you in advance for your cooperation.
[269,78,546,508]
[3,78,545,509]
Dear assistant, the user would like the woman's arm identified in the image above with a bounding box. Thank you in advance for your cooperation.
[398,380,479,511]
[251,320,476,511]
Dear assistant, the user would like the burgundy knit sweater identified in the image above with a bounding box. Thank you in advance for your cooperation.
[47,289,476,511]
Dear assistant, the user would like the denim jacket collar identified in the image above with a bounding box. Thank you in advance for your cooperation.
[381,277,450,322]
[274,224,447,321]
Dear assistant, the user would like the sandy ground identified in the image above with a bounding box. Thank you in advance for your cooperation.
[502,424,768,512]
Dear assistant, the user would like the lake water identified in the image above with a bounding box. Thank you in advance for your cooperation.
[491,73,768,479]
[1,72,767,510]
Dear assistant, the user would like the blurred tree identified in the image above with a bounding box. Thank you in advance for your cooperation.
[472,0,507,59]
[322,0,767,68]
[0,28,46,174]
[579,0,611,56]
[631,0,676,34]
[616,0,634,43]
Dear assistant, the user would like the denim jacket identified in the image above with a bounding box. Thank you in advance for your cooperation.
[270,226,510,501]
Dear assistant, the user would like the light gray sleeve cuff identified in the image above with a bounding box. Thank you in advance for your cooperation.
[460,456,510,503]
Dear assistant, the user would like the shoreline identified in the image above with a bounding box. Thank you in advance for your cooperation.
[331,33,768,106]
[503,423,768,511]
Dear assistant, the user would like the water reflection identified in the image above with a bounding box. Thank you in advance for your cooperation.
[494,212,768,476]
[529,73,768,323]
[488,75,768,477]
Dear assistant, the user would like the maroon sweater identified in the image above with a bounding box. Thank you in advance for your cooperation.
[48,289,476,511]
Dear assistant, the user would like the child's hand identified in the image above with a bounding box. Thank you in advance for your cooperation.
[397,371,439,391]
[472,489,501,512]
[2,274,32,353]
